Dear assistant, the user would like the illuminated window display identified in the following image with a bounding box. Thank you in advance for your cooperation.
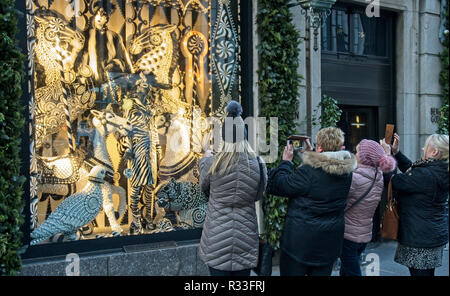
[26,0,241,244]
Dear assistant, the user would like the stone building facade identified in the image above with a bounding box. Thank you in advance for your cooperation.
[274,0,446,160]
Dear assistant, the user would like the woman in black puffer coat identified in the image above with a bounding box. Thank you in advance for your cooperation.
[267,127,357,276]
[383,133,449,277]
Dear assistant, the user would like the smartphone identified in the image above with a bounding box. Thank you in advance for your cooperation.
[287,135,310,151]
[385,124,395,145]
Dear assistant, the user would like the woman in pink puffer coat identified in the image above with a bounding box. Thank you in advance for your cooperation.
[340,139,397,276]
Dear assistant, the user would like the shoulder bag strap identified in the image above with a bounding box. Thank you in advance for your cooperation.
[255,156,265,200]
[345,169,379,213]
[387,175,394,209]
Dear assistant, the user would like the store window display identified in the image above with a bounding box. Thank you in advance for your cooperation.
[27,0,240,244]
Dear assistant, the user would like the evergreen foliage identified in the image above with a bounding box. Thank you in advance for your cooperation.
[0,0,26,276]
[257,0,303,250]
[312,94,343,128]
[438,8,449,135]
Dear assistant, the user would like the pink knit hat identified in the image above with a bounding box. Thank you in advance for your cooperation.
[357,139,397,172]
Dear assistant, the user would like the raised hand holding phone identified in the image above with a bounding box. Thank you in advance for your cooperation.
[300,138,313,153]
[283,143,294,162]
[392,133,400,155]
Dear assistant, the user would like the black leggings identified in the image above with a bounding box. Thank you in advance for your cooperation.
[209,267,251,276]
[409,268,435,276]
[280,251,334,276]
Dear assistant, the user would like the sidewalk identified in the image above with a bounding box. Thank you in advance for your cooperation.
[252,241,449,276]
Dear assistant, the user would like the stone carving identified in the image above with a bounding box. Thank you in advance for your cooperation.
[431,108,440,124]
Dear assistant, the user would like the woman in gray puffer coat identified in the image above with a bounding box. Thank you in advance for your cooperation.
[198,101,267,276]
[340,139,396,276]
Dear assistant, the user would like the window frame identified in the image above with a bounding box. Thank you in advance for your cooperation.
[321,4,394,60]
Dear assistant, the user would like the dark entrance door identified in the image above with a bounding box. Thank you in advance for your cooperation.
[337,106,378,154]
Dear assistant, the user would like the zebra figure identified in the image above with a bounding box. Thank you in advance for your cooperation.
[119,96,159,234]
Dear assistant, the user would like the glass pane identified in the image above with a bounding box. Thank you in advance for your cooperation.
[27,0,237,244]
[336,10,349,52]
[322,7,389,57]
[353,12,387,56]
[321,9,349,53]
[321,11,332,51]
[353,13,365,55]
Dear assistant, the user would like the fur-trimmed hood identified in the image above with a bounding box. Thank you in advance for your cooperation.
[302,150,357,175]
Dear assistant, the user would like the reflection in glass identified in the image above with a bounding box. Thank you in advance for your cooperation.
[322,10,349,53]
[350,115,366,128]
[349,113,368,154]
[322,8,387,57]
[352,13,365,55]
[357,12,387,56]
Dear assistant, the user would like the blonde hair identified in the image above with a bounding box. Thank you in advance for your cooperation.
[316,127,345,152]
[208,140,257,176]
[425,134,449,162]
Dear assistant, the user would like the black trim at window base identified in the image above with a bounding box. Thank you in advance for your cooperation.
[20,229,202,260]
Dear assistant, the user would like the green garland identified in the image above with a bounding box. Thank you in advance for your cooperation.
[438,8,449,135]
[0,0,26,275]
[257,0,303,250]
[312,94,343,128]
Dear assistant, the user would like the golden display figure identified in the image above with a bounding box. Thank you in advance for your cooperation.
[74,1,134,87]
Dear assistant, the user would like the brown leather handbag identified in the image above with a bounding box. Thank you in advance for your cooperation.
[381,176,399,240]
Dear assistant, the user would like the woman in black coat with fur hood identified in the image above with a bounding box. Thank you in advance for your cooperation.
[267,127,357,276]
